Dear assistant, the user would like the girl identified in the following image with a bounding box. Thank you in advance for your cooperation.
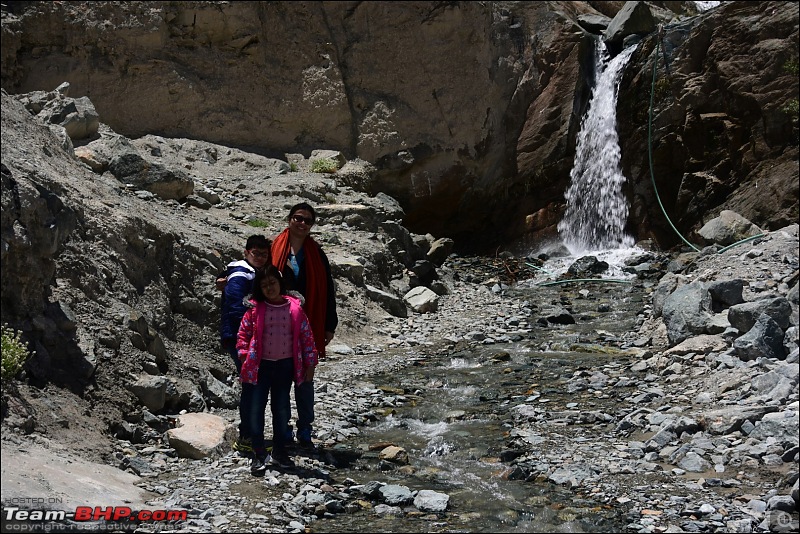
[236,265,318,474]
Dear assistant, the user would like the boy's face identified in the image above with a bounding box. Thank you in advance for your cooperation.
[246,247,270,269]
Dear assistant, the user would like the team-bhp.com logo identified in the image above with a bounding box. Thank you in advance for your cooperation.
[3,505,188,531]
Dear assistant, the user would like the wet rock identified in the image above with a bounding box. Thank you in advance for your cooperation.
[379,445,409,465]
[567,256,609,277]
[413,489,449,512]
[548,464,598,487]
[379,484,413,505]
[545,307,576,325]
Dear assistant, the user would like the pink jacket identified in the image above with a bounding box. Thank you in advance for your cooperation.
[236,295,319,385]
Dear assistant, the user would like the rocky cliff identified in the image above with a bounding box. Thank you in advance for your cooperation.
[6,1,793,253]
[617,1,799,248]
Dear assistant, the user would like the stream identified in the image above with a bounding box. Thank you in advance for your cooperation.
[312,279,646,532]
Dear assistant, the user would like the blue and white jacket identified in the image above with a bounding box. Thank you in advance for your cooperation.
[220,259,257,343]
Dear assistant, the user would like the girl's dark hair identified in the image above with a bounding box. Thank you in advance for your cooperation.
[252,265,286,301]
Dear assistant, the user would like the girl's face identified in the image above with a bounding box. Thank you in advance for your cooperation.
[260,275,282,303]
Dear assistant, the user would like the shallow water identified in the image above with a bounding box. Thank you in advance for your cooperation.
[312,282,644,532]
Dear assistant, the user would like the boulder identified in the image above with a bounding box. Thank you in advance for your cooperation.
[403,286,439,314]
[728,297,793,332]
[166,413,236,459]
[733,314,787,361]
[414,490,450,512]
[604,1,657,47]
[128,375,169,412]
[365,284,407,318]
[201,370,238,408]
[661,281,712,345]
[329,252,365,286]
[426,237,454,266]
[697,210,764,246]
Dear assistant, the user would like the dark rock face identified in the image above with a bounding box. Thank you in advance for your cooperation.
[617,1,799,248]
[1,1,797,252]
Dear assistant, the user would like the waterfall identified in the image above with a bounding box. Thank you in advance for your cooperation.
[557,39,637,254]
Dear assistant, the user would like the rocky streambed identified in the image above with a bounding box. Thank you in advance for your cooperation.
[3,224,798,534]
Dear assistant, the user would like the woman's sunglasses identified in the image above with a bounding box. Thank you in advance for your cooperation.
[290,214,314,225]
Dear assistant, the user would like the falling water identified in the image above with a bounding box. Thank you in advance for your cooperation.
[558,39,637,254]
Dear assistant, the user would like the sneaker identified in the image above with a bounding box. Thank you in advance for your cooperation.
[270,450,295,469]
[297,438,316,452]
[233,437,253,455]
[296,428,315,450]
[250,453,268,475]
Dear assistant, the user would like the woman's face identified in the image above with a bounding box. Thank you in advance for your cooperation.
[260,275,282,302]
[288,209,314,240]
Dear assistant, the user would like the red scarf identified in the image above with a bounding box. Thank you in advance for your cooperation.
[272,229,328,358]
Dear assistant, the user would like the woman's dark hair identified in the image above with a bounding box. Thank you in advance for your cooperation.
[252,265,286,301]
[288,202,316,223]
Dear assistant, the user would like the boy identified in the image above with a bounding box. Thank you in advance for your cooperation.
[218,234,271,454]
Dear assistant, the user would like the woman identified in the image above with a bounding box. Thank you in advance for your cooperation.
[271,202,337,449]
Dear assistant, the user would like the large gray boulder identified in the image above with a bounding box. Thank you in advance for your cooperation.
[728,297,793,332]
[697,210,764,246]
[707,279,745,309]
[661,281,712,345]
[733,314,787,361]
[604,1,657,47]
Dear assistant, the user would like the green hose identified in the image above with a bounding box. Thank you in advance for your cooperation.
[716,233,766,254]
[648,35,701,253]
[525,262,557,276]
[647,32,766,256]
